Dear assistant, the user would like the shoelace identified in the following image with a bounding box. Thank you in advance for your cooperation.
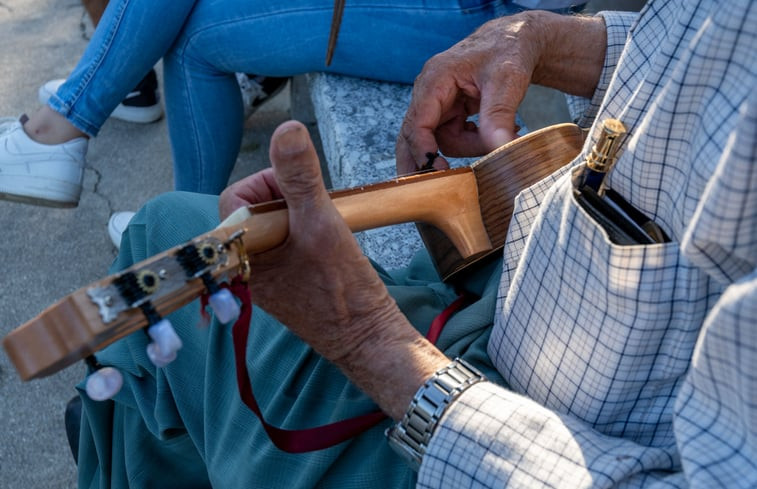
[0,117,19,137]
[236,73,267,103]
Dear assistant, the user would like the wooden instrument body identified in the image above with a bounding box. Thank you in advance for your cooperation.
[3,123,585,381]
[420,123,586,281]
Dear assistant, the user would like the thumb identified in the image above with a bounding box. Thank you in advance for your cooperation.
[269,121,329,211]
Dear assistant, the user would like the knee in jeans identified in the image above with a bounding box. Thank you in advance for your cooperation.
[138,191,220,248]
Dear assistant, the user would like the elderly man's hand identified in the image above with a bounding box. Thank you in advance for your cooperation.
[219,121,450,419]
[396,10,606,175]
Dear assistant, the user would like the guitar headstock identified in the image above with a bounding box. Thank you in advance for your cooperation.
[3,225,250,383]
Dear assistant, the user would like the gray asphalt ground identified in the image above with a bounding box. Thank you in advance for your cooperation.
[0,1,641,487]
[0,1,290,487]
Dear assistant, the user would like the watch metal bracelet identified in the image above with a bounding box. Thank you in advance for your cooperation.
[386,357,486,471]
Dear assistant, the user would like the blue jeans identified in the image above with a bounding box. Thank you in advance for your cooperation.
[48,0,540,194]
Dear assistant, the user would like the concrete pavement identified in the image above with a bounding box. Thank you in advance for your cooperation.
[0,1,289,487]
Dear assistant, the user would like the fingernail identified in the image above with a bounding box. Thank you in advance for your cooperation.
[277,125,309,155]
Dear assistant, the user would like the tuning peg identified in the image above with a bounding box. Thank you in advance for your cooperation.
[175,240,241,324]
[85,366,124,401]
[207,288,240,324]
[146,318,183,368]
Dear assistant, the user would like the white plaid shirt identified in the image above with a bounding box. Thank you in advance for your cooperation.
[419,1,756,487]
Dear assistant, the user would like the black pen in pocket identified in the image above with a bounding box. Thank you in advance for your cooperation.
[574,118,670,245]
[576,118,627,195]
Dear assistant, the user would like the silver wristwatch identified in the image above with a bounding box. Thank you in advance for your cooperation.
[385,357,486,471]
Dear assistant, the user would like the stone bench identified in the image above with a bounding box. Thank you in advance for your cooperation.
[293,72,568,272]
[300,73,424,271]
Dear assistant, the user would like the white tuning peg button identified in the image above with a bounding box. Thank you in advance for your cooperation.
[85,367,124,401]
[208,289,240,324]
[146,319,183,367]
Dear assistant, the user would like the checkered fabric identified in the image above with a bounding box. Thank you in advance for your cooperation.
[419,1,756,487]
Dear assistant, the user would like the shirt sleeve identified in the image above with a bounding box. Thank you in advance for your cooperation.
[565,11,639,128]
[417,382,686,488]
[674,270,757,488]
[418,272,757,488]
[672,95,757,486]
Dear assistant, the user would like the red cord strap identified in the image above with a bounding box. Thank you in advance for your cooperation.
[207,279,469,453]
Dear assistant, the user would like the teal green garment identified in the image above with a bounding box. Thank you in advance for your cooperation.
[77,191,504,488]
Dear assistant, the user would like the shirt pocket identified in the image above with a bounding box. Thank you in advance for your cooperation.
[493,171,716,445]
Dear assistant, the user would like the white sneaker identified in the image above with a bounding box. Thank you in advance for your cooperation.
[39,74,163,124]
[0,117,87,207]
[108,211,136,249]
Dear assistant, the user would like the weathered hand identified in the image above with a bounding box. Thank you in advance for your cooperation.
[395,12,542,175]
[252,122,402,357]
[395,11,606,175]
[221,121,449,419]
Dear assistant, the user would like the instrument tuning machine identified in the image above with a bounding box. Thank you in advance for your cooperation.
[87,237,233,324]
[84,356,123,401]
[176,237,242,324]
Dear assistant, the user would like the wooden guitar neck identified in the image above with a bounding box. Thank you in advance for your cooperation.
[3,123,585,381]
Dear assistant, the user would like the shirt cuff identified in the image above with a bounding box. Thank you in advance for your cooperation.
[565,11,639,127]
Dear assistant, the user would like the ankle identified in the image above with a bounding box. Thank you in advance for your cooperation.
[21,107,88,145]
